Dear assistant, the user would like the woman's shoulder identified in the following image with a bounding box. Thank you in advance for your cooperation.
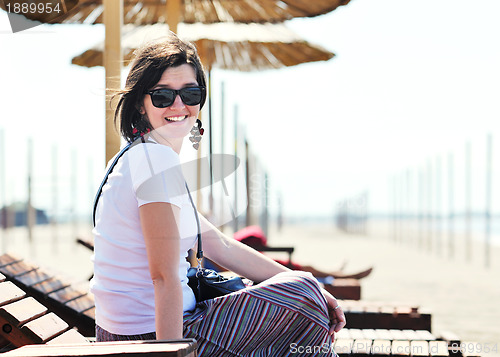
[128,141,180,167]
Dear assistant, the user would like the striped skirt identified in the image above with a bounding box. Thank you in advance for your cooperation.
[97,271,335,356]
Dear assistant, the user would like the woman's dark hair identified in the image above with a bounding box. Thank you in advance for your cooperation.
[114,32,207,142]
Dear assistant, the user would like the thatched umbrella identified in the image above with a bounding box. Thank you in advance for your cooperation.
[1,0,350,162]
[71,23,334,71]
[1,0,351,30]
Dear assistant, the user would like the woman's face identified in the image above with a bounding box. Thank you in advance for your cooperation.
[141,64,200,149]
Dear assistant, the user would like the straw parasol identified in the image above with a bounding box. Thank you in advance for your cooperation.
[71,23,334,71]
[0,0,351,162]
[1,0,351,29]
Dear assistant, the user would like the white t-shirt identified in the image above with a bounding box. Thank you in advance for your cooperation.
[90,140,198,335]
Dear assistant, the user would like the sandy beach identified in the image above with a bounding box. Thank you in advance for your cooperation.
[1,221,499,356]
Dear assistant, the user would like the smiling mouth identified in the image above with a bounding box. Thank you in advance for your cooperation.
[165,115,187,122]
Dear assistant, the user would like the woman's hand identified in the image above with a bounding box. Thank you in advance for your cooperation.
[321,288,346,337]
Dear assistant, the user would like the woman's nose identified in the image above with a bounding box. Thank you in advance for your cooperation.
[169,94,185,109]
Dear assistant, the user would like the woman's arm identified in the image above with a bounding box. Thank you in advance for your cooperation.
[200,215,346,335]
[140,202,183,339]
[199,215,291,283]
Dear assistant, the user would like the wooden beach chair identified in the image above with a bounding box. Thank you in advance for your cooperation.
[0,271,89,352]
[1,339,198,357]
[339,300,432,331]
[333,328,481,357]
[0,253,95,337]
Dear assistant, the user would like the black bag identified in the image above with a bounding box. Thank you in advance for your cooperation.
[93,138,246,303]
[185,188,247,302]
[187,267,246,302]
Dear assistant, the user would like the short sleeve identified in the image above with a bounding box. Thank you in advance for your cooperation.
[128,143,186,208]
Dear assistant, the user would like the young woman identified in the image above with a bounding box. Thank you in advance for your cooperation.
[90,32,345,356]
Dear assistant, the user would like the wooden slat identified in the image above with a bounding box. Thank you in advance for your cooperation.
[392,340,411,356]
[0,297,47,326]
[21,313,69,343]
[31,278,69,295]
[389,329,408,340]
[429,341,449,357]
[415,330,436,341]
[460,342,483,357]
[372,339,392,356]
[0,282,26,306]
[64,295,94,313]
[46,329,90,345]
[81,306,95,319]
[334,339,353,355]
[352,339,372,355]
[47,287,86,305]
[1,339,198,356]
[374,329,393,340]
[16,270,52,287]
[0,254,22,268]
[411,341,429,356]
[0,261,37,278]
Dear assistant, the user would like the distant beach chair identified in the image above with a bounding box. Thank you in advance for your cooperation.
[332,328,482,357]
[339,300,432,331]
[0,253,95,338]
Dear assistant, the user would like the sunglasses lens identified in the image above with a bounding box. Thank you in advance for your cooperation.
[180,87,203,106]
[150,89,175,108]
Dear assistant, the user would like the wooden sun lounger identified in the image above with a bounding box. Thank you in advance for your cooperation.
[0,339,198,356]
[339,300,432,331]
[0,272,89,352]
[0,253,95,337]
[333,328,481,357]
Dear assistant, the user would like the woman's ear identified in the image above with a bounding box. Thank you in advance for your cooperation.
[136,104,145,115]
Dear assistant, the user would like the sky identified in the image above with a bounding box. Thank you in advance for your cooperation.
[0,0,500,222]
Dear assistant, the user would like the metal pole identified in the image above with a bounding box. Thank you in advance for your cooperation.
[465,141,472,262]
[0,129,6,253]
[418,166,424,249]
[485,134,492,268]
[427,159,433,252]
[436,156,442,256]
[219,81,225,227]
[233,105,238,232]
[448,152,454,259]
[262,172,269,238]
[207,70,214,216]
[88,157,94,225]
[27,138,35,255]
[245,139,250,227]
[71,149,78,240]
[52,144,58,253]
[406,169,411,245]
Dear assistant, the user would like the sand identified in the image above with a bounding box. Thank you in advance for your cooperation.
[1,221,499,356]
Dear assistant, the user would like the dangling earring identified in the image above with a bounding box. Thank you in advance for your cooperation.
[189,119,204,150]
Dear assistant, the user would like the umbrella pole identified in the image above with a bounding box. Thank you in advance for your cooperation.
[104,0,123,165]
[166,0,181,33]
[208,70,214,215]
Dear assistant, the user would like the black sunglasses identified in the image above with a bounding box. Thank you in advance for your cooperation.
[145,86,205,108]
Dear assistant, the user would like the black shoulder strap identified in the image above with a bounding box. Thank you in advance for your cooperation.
[92,141,133,226]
